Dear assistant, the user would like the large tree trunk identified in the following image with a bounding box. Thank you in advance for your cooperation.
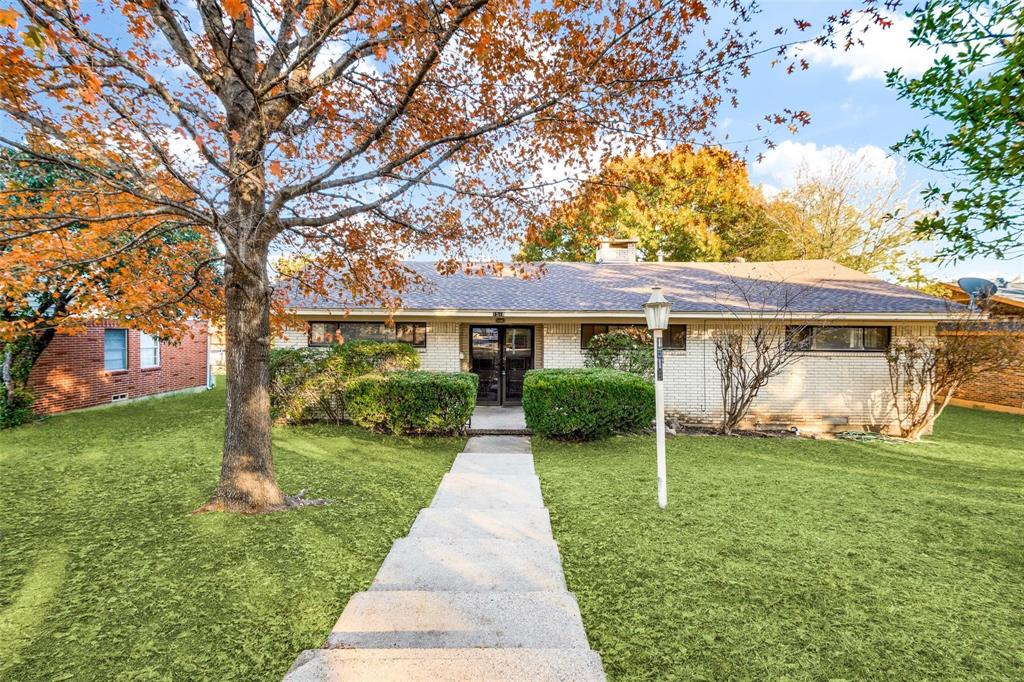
[198,252,286,513]
[2,327,56,403]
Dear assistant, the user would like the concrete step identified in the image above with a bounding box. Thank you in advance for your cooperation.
[450,452,535,475]
[285,648,605,681]
[326,591,589,649]
[462,436,532,454]
[431,473,544,509]
[466,427,533,437]
[370,538,566,592]
[409,507,552,541]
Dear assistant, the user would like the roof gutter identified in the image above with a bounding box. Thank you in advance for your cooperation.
[288,307,958,321]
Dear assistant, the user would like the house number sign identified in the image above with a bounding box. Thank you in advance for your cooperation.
[655,336,664,381]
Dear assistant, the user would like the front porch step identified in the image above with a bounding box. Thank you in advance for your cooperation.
[462,436,532,454]
[285,648,606,682]
[370,538,566,592]
[409,507,552,541]
[326,591,589,650]
[466,427,533,436]
[431,473,544,508]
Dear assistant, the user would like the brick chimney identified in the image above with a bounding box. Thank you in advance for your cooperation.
[595,236,639,264]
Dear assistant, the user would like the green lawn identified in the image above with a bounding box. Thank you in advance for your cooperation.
[535,407,1024,681]
[0,382,461,681]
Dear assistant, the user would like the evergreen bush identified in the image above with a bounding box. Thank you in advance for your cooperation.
[345,371,477,435]
[522,367,654,440]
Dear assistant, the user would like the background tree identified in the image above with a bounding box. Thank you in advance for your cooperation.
[0,151,219,427]
[754,155,926,277]
[519,145,768,262]
[885,314,1024,440]
[522,143,927,276]
[0,0,843,513]
[888,0,1023,258]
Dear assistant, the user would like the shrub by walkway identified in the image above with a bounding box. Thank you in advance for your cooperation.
[534,407,1024,680]
[0,381,460,680]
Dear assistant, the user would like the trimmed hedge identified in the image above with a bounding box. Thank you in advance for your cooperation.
[522,368,655,440]
[269,341,419,424]
[345,371,478,435]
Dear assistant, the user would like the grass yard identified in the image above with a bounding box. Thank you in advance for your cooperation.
[0,381,461,681]
[535,407,1024,681]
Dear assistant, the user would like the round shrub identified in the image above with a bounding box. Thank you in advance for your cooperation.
[269,341,419,424]
[345,371,478,435]
[522,368,654,440]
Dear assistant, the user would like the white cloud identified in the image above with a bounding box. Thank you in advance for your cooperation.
[801,14,944,82]
[754,140,898,190]
[165,129,206,169]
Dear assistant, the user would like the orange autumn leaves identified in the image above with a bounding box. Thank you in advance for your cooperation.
[0,154,220,342]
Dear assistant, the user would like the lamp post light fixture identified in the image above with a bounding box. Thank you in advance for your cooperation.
[643,287,671,509]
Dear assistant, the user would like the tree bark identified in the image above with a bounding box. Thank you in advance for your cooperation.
[198,252,286,513]
[2,327,56,403]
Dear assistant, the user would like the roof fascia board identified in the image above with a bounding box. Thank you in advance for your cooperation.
[992,294,1024,309]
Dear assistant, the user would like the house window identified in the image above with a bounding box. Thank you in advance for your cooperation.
[308,321,427,348]
[665,324,687,350]
[140,333,160,368]
[787,326,891,352]
[104,329,128,371]
[580,324,686,350]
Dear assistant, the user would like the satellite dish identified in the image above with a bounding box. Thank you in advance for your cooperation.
[958,277,998,311]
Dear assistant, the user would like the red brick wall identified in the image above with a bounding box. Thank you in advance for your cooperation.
[953,364,1024,411]
[27,320,209,415]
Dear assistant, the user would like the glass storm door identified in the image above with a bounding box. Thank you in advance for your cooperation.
[469,326,534,405]
[502,327,533,405]
[470,326,501,405]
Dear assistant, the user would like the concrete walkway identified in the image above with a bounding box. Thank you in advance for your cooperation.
[285,436,605,681]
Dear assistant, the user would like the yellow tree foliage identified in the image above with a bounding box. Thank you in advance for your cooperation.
[520,145,768,262]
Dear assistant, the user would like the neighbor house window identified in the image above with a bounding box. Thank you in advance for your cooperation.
[104,329,128,371]
[787,326,891,352]
[140,333,160,368]
[308,321,427,348]
[580,323,686,350]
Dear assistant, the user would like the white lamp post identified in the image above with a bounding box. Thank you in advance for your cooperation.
[643,287,671,509]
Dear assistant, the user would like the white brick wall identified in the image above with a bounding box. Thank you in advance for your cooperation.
[277,327,308,349]
[540,320,937,433]
[542,323,586,368]
[417,321,460,371]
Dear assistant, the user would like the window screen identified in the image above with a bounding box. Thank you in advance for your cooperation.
[580,324,686,349]
[308,321,427,347]
[139,333,160,368]
[787,326,891,352]
[104,329,128,371]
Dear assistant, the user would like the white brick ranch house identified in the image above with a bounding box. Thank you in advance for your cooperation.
[279,243,956,434]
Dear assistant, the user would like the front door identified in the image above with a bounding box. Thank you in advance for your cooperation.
[469,326,534,405]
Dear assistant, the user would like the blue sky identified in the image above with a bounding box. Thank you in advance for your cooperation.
[724,0,1022,283]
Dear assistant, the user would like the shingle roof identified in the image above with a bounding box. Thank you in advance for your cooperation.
[282,259,959,316]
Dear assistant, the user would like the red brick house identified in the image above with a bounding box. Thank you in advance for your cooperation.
[27,320,211,416]
[936,279,1024,415]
